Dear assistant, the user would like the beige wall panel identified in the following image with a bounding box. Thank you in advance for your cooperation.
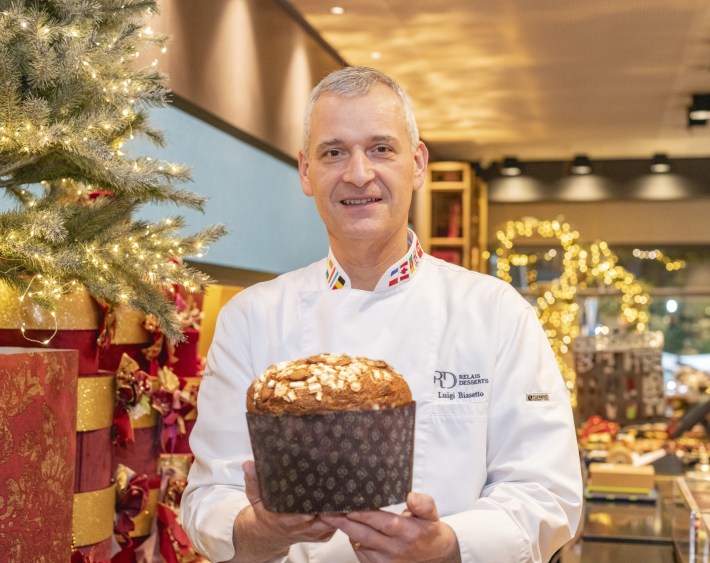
[153,0,343,159]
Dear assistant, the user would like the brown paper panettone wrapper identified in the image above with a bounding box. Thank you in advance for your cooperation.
[246,402,415,514]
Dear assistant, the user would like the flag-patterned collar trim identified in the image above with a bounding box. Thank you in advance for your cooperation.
[325,230,424,292]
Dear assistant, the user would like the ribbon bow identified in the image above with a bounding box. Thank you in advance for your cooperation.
[113,353,154,446]
[152,366,197,453]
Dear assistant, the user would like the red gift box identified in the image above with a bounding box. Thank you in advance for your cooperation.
[114,422,160,479]
[0,347,78,561]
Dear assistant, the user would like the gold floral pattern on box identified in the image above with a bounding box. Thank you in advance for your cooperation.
[0,349,78,561]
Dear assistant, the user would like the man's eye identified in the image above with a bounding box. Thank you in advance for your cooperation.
[374,146,392,153]
[325,149,341,157]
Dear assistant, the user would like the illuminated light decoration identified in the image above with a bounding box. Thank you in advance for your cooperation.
[632,248,686,271]
[494,217,651,401]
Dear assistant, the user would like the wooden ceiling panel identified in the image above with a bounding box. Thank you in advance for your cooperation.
[287,0,710,161]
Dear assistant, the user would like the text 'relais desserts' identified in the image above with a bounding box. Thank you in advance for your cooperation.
[247,353,411,414]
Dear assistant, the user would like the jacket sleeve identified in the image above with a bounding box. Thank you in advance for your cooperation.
[180,295,258,562]
[442,303,583,562]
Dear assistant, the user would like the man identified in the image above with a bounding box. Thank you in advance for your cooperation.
[181,66,583,562]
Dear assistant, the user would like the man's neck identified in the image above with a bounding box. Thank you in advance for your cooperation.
[330,231,409,291]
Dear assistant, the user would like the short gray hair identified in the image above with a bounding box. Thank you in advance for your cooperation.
[302,66,420,155]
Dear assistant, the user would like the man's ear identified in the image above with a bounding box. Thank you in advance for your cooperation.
[412,141,429,192]
[298,151,313,197]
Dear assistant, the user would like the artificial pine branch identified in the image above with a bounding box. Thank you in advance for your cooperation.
[0,0,226,342]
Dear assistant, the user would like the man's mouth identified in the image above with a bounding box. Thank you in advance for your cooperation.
[341,197,381,205]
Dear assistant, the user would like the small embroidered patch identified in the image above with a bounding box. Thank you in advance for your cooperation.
[526,393,549,402]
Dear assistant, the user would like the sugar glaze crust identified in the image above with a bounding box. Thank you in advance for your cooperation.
[246,353,412,414]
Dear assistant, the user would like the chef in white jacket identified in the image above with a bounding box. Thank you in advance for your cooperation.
[181,66,583,563]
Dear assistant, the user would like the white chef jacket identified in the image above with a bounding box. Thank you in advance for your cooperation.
[181,231,583,563]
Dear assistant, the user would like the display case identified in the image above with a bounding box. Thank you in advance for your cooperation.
[411,161,487,270]
[673,477,710,562]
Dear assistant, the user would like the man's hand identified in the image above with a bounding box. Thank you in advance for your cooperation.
[230,460,337,562]
[320,492,461,562]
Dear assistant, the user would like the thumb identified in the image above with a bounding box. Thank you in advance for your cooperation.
[406,492,439,522]
[243,460,262,506]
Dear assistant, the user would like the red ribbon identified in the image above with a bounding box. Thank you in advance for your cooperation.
[114,473,150,537]
[113,361,152,446]
[152,386,194,453]
[157,504,194,563]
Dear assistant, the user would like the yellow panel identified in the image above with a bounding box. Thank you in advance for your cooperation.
[198,284,243,357]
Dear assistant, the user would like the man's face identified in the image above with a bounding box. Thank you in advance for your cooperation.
[298,85,428,248]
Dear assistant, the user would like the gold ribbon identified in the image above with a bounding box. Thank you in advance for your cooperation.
[0,282,101,330]
[130,487,159,537]
[72,486,115,547]
[76,375,115,431]
[112,304,150,344]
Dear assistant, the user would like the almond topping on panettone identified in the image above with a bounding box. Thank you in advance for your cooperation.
[246,353,411,414]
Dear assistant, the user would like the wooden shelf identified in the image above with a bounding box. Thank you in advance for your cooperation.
[410,161,488,271]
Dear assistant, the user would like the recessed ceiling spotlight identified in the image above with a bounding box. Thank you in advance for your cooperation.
[501,156,522,176]
[571,154,592,175]
[370,51,382,60]
[330,6,346,15]
[650,153,671,174]
[688,93,710,121]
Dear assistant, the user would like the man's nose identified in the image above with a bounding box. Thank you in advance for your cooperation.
[342,150,375,187]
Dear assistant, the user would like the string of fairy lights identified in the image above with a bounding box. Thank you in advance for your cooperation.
[0,12,164,145]
[494,217,686,395]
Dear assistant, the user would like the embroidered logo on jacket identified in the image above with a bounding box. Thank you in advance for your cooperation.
[526,392,550,402]
[433,370,488,401]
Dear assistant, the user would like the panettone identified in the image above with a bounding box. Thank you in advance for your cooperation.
[245,353,416,513]
[247,353,411,414]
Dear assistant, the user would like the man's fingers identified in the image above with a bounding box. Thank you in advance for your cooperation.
[406,492,439,522]
[243,460,262,506]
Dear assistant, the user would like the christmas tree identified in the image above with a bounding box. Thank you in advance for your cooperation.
[0,0,225,341]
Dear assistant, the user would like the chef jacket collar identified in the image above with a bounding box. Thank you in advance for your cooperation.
[325,229,424,292]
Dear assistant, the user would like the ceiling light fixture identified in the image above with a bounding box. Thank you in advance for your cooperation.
[500,156,522,176]
[650,153,671,174]
[370,51,382,60]
[688,93,710,122]
[688,114,707,127]
[571,154,592,175]
[330,6,346,15]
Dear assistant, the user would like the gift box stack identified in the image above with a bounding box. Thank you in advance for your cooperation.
[0,281,210,561]
[103,285,206,559]
[107,286,204,469]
